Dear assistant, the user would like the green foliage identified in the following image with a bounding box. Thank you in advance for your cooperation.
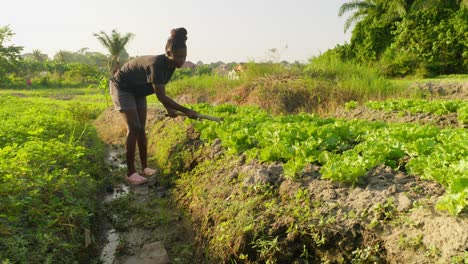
[53,49,108,68]
[350,16,395,62]
[304,52,398,99]
[2,59,107,89]
[195,64,213,76]
[170,65,214,82]
[365,99,468,125]
[390,8,468,76]
[167,74,241,98]
[171,67,196,81]
[365,98,467,114]
[0,95,105,263]
[148,119,191,175]
[242,62,286,80]
[0,25,23,85]
[339,0,467,76]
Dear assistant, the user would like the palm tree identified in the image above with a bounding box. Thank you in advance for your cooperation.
[339,0,428,32]
[32,49,48,62]
[54,50,70,63]
[338,0,382,32]
[93,29,134,74]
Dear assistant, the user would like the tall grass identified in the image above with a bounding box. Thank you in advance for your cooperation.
[304,55,401,100]
[166,75,242,97]
[241,61,288,80]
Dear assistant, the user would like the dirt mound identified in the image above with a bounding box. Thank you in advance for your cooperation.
[218,161,467,263]
[175,74,336,115]
[329,107,463,128]
[94,107,168,145]
[410,81,468,99]
[303,165,466,263]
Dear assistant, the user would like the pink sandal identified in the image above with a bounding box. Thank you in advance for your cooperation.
[126,172,147,185]
[142,167,157,177]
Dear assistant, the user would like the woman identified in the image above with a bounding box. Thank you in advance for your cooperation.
[110,27,197,185]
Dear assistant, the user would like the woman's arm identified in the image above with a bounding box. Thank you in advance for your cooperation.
[153,84,196,118]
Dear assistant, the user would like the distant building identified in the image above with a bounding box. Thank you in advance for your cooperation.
[228,70,239,80]
[182,61,197,69]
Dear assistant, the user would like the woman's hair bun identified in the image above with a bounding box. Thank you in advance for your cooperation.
[166,27,187,53]
[170,28,188,41]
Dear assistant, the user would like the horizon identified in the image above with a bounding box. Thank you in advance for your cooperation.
[2,0,351,64]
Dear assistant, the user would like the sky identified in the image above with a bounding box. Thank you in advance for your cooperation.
[1,0,352,63]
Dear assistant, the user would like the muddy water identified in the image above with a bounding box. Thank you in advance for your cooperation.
[107,146,127,170]
[100,184,129,264]
[100,145,129,264]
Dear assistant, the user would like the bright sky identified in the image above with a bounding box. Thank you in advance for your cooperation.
[2,0,351,63]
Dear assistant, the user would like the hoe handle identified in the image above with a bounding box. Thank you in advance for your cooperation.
[166,111,223,123]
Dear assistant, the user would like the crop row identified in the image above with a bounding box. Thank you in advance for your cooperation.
[346,99,468,124]
[189,104,467,215]
[0,95,105,263]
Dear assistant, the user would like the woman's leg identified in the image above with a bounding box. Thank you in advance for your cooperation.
[120,109,142,176]
[136,106,148,169]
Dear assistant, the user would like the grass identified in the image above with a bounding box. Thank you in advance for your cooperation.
[166,75,242,98]
[304,55,402,100]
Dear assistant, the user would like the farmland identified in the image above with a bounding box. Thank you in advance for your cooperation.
[103,73,465,263]
[1,2,467,260]
[0,94,107,263]
[0,63,467,263]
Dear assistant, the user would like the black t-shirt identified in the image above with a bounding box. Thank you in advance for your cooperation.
[112,54,175,96]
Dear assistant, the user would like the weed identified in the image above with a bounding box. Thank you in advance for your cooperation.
[351,244,381,263]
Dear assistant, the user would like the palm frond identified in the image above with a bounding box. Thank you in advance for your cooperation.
[339,0,375,17]
[344,12,366,32]
[93,29,134,74]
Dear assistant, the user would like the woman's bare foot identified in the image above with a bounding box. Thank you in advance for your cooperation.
[142,167,157,177]
[126,172,147,185]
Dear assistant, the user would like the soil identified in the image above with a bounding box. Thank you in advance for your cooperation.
[409,81,468,100]
[328,107,463,128]
[209,158,468,263]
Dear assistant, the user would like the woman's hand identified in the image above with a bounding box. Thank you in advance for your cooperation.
[185,109,198,119]
[166,108,178,118]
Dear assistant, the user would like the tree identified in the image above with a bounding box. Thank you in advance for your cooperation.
[54,50,72,63]
[388,6,468,75]
[339,0,397,62]
[336,0,467,76]
[93,29,134,74]
[31,49,48,62]
[195,65,213,76]
[0,25,23,84]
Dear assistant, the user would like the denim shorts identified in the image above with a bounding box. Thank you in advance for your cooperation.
[109,81,147,111]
